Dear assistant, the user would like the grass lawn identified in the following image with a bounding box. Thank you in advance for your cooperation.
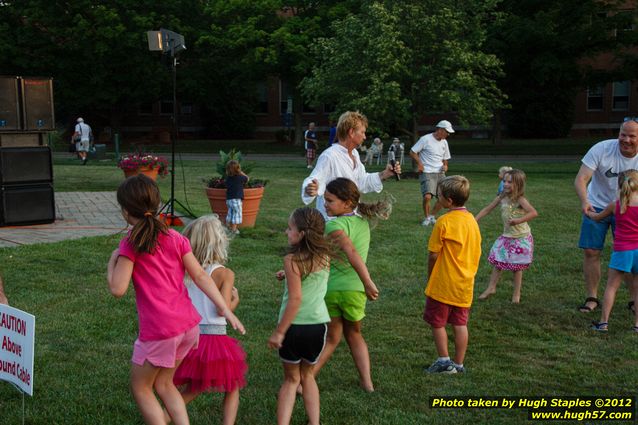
[1,156,636,424]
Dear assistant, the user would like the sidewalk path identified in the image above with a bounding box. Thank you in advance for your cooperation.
[0,192,127,248]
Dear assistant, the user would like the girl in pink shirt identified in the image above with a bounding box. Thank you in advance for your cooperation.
[588,169,638,333]
[107,175,245,425]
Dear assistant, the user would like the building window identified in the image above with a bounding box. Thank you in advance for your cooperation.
[612,81,630,111]
[138,102,153,115]
[160,100,174,115]
[587,86,604,111]
[280,80,292,114]
[180,102,193,115]
[255,82,268,114]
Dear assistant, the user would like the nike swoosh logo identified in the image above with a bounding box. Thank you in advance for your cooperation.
[605,168,619,178]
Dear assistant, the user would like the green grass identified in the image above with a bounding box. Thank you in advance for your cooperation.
[1,156,636,425]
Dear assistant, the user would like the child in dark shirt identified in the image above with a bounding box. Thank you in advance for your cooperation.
[225,160,249,234]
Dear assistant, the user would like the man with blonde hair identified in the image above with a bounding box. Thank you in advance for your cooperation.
[301,111,400,219]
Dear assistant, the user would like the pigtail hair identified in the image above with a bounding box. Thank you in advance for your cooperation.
[357,194,394,226]
[618,170,638,214]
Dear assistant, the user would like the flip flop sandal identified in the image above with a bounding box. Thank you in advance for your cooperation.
[578,297,599,313]
[591,321,608,332]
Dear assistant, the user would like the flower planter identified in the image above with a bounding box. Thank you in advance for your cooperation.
[123,165,160,181]
[205,187,265,228]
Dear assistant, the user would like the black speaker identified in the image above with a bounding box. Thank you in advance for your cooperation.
[21,78,55,131]
[1,183,55,225]
[0,146,52,184]
[0,77,21,130]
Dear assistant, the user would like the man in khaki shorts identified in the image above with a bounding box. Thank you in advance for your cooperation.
[410,120,454,226]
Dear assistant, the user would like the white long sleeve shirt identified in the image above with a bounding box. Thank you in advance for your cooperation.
[301,143,383,219]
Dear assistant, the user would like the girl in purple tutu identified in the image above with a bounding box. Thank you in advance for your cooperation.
[475,169,538,303]
[174,215,247,425]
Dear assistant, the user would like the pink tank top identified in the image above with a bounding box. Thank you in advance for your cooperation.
[613,201,638,251]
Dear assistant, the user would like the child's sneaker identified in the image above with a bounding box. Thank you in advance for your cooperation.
[452,362,465,373]
[425,359,457,374]
[591,321,608,332]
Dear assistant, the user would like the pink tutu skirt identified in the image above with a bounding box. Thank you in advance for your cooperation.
[174,334,247,393]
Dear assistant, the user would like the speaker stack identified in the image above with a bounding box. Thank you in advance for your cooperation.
[0,76,56,226]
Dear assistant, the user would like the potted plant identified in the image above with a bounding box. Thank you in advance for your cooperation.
[205,149,267,228]
[117,151,169,181]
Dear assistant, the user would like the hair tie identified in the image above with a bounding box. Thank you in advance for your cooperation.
[144,211,153,217]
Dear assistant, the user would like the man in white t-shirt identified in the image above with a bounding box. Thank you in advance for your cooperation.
[409,120,453,226]
[574,118,638,313]
[73,117,93,165]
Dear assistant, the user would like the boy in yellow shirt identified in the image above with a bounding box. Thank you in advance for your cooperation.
[423,175,481,373]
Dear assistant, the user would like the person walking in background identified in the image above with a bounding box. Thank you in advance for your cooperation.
[269,207,332,425]
[174,215,247,425]
[328,120,337,146]
[225,160,249,235]
[305,122,319,169]
[497,166,512,195]
[574,118,638,313]
[586,170,638,333]
[423,175,481,374]
[73,117,92,165]
[410,120,454,226]
[301,111,399,220]
[107,175,245,425]
[475,169,538,303]
[311,178,393,392]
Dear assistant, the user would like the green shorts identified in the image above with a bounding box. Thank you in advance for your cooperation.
[324,291,367,322]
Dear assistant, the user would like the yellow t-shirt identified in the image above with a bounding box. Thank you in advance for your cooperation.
[425,208,482,307]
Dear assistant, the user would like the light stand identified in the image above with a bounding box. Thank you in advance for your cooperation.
[147,29,196,225]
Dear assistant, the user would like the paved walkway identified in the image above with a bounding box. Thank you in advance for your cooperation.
[0,192,127,248]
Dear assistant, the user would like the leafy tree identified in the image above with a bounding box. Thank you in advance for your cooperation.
[301,0,505,141]
[488,0,637,138]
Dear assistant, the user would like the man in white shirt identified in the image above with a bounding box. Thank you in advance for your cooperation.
[574,118,638,313]
[409,120,454,226]
[73,117,93,165]
[301,111,400,219]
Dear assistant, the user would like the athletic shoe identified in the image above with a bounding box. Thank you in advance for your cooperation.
[452,362,466,373]
[425,359,457,374]
[427,215,436,225]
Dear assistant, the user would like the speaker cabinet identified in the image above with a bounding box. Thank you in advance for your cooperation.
[21,78,54,131]
[1,183,55,225]
[0,147,53,184]
[0,77,21,130]
[0,133,46,147]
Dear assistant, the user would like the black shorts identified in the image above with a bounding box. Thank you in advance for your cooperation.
[279,323,327,364]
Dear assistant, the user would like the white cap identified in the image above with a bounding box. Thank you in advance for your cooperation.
[77,117,84,123]
[436,120,454,133]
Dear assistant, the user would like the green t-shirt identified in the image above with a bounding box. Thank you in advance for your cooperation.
[325,215,370,292]
[278,268,330,325]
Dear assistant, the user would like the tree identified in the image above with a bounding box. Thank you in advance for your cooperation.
[301,0,505,141]
[487,0,637,138]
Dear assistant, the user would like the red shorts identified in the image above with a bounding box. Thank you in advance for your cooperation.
[423,296,470,328]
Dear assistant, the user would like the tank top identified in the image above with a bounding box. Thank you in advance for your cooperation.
[185,263,227,327]
[278,268,330,325]
[501,198,531,238]
[613,201,638,251]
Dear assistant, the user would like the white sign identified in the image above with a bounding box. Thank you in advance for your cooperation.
[0,304,35,396]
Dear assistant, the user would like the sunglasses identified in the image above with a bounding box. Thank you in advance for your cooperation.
[624,116,638,122]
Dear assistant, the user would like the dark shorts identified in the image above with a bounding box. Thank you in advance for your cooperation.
[578,207,615,250]
[423,296,470,328]
[279,323,327,365]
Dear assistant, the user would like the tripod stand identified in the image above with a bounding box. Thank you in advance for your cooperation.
[157,40,196,226]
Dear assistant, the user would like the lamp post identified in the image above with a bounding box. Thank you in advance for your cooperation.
[147,29,195,225]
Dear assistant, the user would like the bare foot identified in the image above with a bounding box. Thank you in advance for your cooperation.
[360,382,374,393]
[511,297,520,304]
[478,289,496,300]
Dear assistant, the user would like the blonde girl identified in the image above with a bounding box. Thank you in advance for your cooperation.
[587,170,638,333]
[312,177,392,392]
[475,169,538,303]
[107,175,244,425]
[268,207,332,425]
[173,215,248,424]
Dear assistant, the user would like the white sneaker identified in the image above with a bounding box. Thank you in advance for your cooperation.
[427,215,436,225]
[307,165,313,169]
[421,218,430,226]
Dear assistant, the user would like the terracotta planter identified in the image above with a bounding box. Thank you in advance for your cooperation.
[205,187,265,228]
[123,165,160,181]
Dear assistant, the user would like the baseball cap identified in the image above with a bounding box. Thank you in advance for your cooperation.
[436,120,454,133]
